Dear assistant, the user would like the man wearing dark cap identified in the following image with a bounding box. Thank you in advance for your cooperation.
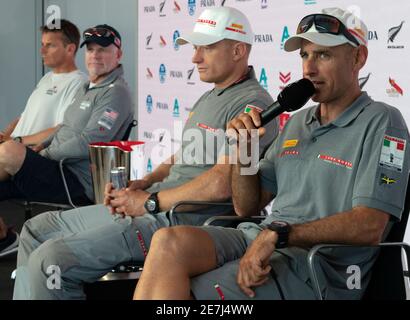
[134,7,409,300]
[0,24,133,208]
[13,8,278,300]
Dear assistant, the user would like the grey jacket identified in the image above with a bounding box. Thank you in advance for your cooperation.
[41,65,134,200]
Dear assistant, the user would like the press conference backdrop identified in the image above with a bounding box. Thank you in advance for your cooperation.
[137,0,410,251]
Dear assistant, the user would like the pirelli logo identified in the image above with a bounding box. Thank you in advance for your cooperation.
[226,23,246,35]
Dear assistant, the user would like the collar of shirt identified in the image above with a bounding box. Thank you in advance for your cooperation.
[305,92,372,127]
[213,66,256,96]
[84,64,124,91]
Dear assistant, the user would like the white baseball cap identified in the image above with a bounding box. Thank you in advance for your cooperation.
[176,6,253,46]
[284,7,368,52]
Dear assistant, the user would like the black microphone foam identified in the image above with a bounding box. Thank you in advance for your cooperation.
[260,78,315,126]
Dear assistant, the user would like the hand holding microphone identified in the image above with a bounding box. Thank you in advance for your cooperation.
[260,78,315,126]
[227,78,315,145]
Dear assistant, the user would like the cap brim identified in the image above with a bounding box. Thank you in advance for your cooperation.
[176,32,223,46]
[284,32,353,52]
[80,36,113,48]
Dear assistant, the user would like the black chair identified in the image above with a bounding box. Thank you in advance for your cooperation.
[189,178,410,300]
[308,174,410,300]
[14,119,138,220]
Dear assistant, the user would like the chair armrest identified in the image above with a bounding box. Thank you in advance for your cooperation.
[203,215,266,226]
[307,242,410,300]
[58,157,88,208]
[168,201,234,226]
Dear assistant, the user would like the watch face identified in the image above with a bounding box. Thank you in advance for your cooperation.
[146,199,157,212]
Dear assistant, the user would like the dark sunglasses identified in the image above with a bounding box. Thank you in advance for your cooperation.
[83,27,121,48]
[297,14,360,46]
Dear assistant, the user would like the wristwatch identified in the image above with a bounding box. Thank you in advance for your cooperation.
[13,136,23,143]
[266,221,291,248]
[144,192,160,214]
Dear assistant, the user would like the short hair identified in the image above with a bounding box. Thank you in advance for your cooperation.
[41,19,80,54]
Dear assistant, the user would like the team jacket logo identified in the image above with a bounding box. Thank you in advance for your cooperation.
[318,154,353,169]
[197,122,218,133]
[282,139,298,148]
[244,105,263,114]
[279,150,299,157]
[46,86,58,95]
[380,135,406,172]
[380,174,397,185]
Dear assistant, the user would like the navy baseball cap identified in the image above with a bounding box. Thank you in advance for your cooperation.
[80,24,122,49]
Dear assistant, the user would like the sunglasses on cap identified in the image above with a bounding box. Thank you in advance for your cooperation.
[297,14,360,47]
[83,27,121,48]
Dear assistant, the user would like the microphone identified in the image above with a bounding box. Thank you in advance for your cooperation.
[260,78,315,126]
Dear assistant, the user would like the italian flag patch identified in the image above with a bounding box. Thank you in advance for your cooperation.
[379,135,406,172]
[244,105,263,114]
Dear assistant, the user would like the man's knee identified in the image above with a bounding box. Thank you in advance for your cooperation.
[27,239,75,281]
[21,211,55,241]
[151,227,192,254]
[0,141,26,173]
[150,226,206,257]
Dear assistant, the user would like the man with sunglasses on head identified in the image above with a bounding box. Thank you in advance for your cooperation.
[0,24,132,217]
[13,7,278,300]
[134,7,410,300]
[0,19,86,258]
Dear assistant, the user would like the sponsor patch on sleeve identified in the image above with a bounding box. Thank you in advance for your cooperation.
[244,104,263,114]
[98,108,119,131]
[379,135,406,172]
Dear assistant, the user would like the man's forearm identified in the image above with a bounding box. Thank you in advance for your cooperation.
[22,126,59,146]
[231,164,262,216]
[143,155,175,186]
[156,163,232,212]
[288,207,390,248]
[143,163,173,185]
[1,117,20,140]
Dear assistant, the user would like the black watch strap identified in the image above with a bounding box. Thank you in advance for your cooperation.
[144,192,160,214]
[266,221,291,249]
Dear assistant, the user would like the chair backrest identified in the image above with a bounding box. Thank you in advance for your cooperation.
[363,173,410,300]
[122,120,138,141]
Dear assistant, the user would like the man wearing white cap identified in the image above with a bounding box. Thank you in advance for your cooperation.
[13,7,278,299]
[134,7,409,300]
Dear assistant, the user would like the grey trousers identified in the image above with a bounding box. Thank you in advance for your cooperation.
[13,204,170,300]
